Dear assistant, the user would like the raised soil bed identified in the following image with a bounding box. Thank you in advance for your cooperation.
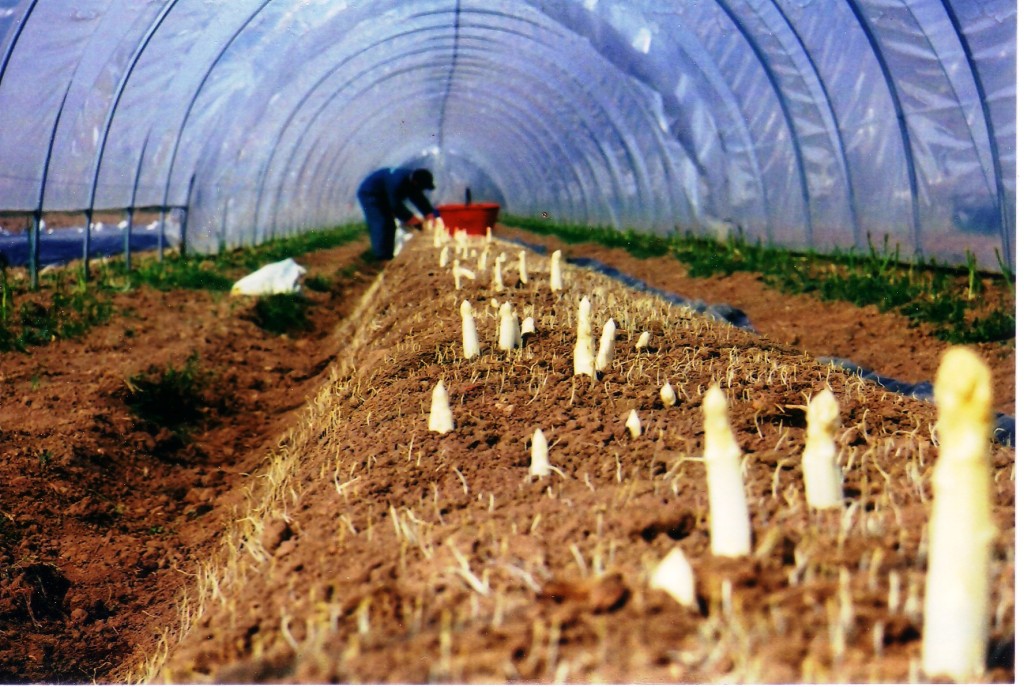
[145,234,1015,683]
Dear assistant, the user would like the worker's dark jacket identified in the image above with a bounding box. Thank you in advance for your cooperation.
[357,167,438,260]
[357,167,437,224]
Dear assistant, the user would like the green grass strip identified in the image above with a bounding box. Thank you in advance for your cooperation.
[0,223,366,351]
[99,222,366,292]
[503,214,1014,345]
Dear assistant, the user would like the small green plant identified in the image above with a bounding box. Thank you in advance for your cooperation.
[304,274,333,293]
[0,275,114,351]
[0,257,11,324]
[251,293,312,335]
[124,352,210,433]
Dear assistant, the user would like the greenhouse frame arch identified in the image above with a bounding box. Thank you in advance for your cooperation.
[0,0,1015,273]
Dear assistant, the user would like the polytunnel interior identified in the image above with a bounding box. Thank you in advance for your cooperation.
[0,0,1015,271]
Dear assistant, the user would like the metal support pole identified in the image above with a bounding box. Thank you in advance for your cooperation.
[29,211,41,290]
[219,197,229,253]
[180,173,196,256]
[82,208,93,281]
[125,134,150,273]
[158,208,166,262]
[123,207,134,273]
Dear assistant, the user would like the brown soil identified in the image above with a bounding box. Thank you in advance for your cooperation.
[0,242,381,682]
[496,226,1016,417]
[0,227,1014,683]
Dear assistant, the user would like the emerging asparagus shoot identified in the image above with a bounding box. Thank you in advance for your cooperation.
[452,260,476,290]
[498,302,521,351]
[428,380,455,434]
[702,384,751,557]
[626,409,642,438]
[516,250,529,285]
[573,296,595,377]
[922,346,996,682]
[530,428,551,478]
[595,318,616,372]
[460,300,480,359]
[801,389,844,509]
[649,548,697,609]
[550,250,563,292]
[493,255,505,292]
[660,381,677,407]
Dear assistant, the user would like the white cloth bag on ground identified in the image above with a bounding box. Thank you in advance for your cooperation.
[231,258,307,295]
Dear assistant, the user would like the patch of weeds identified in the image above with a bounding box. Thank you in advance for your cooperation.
[304,274,333,293]
[251,293,312,335]
[124,352,210,434]
[503,214,670,259]
[0,223,363,352]
[337,263,360,279]
[505,216,1016,345]
[941,310,1016,344]
[102,222,365,293]
[130,258,233,292]
[0,255,11,325]
[0,276,114,351]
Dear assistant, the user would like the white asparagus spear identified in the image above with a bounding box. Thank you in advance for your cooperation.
[922,346,996,682]
[517,250,529,284]
[460,300,480,359]
[550,249,563,292]
[625,409,642,438]
[702,384,751,557]
[529,428,551,477]
[573,296,595,377]
[801,389,844,509]
[660,381,677,407]
[498,301,521,351]
[595,318,616,372]
[650,548,697,609]
[428,381,454,434]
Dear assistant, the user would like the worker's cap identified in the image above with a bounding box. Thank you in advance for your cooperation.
[412,168,435,190]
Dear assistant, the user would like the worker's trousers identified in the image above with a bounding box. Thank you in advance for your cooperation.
[358,194,395,260]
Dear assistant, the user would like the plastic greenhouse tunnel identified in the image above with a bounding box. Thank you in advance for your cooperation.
[0,2,1018,685]
[0,0,1014,276]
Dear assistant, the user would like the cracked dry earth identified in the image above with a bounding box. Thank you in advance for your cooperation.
[153,233,1013,683]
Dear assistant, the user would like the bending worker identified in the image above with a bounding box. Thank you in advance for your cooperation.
[357,167,439,260]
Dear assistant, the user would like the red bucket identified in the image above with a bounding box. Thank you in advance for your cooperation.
[437,203,500,236]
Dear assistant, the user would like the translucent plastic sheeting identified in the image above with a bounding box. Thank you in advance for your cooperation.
[0,0,1014,270]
